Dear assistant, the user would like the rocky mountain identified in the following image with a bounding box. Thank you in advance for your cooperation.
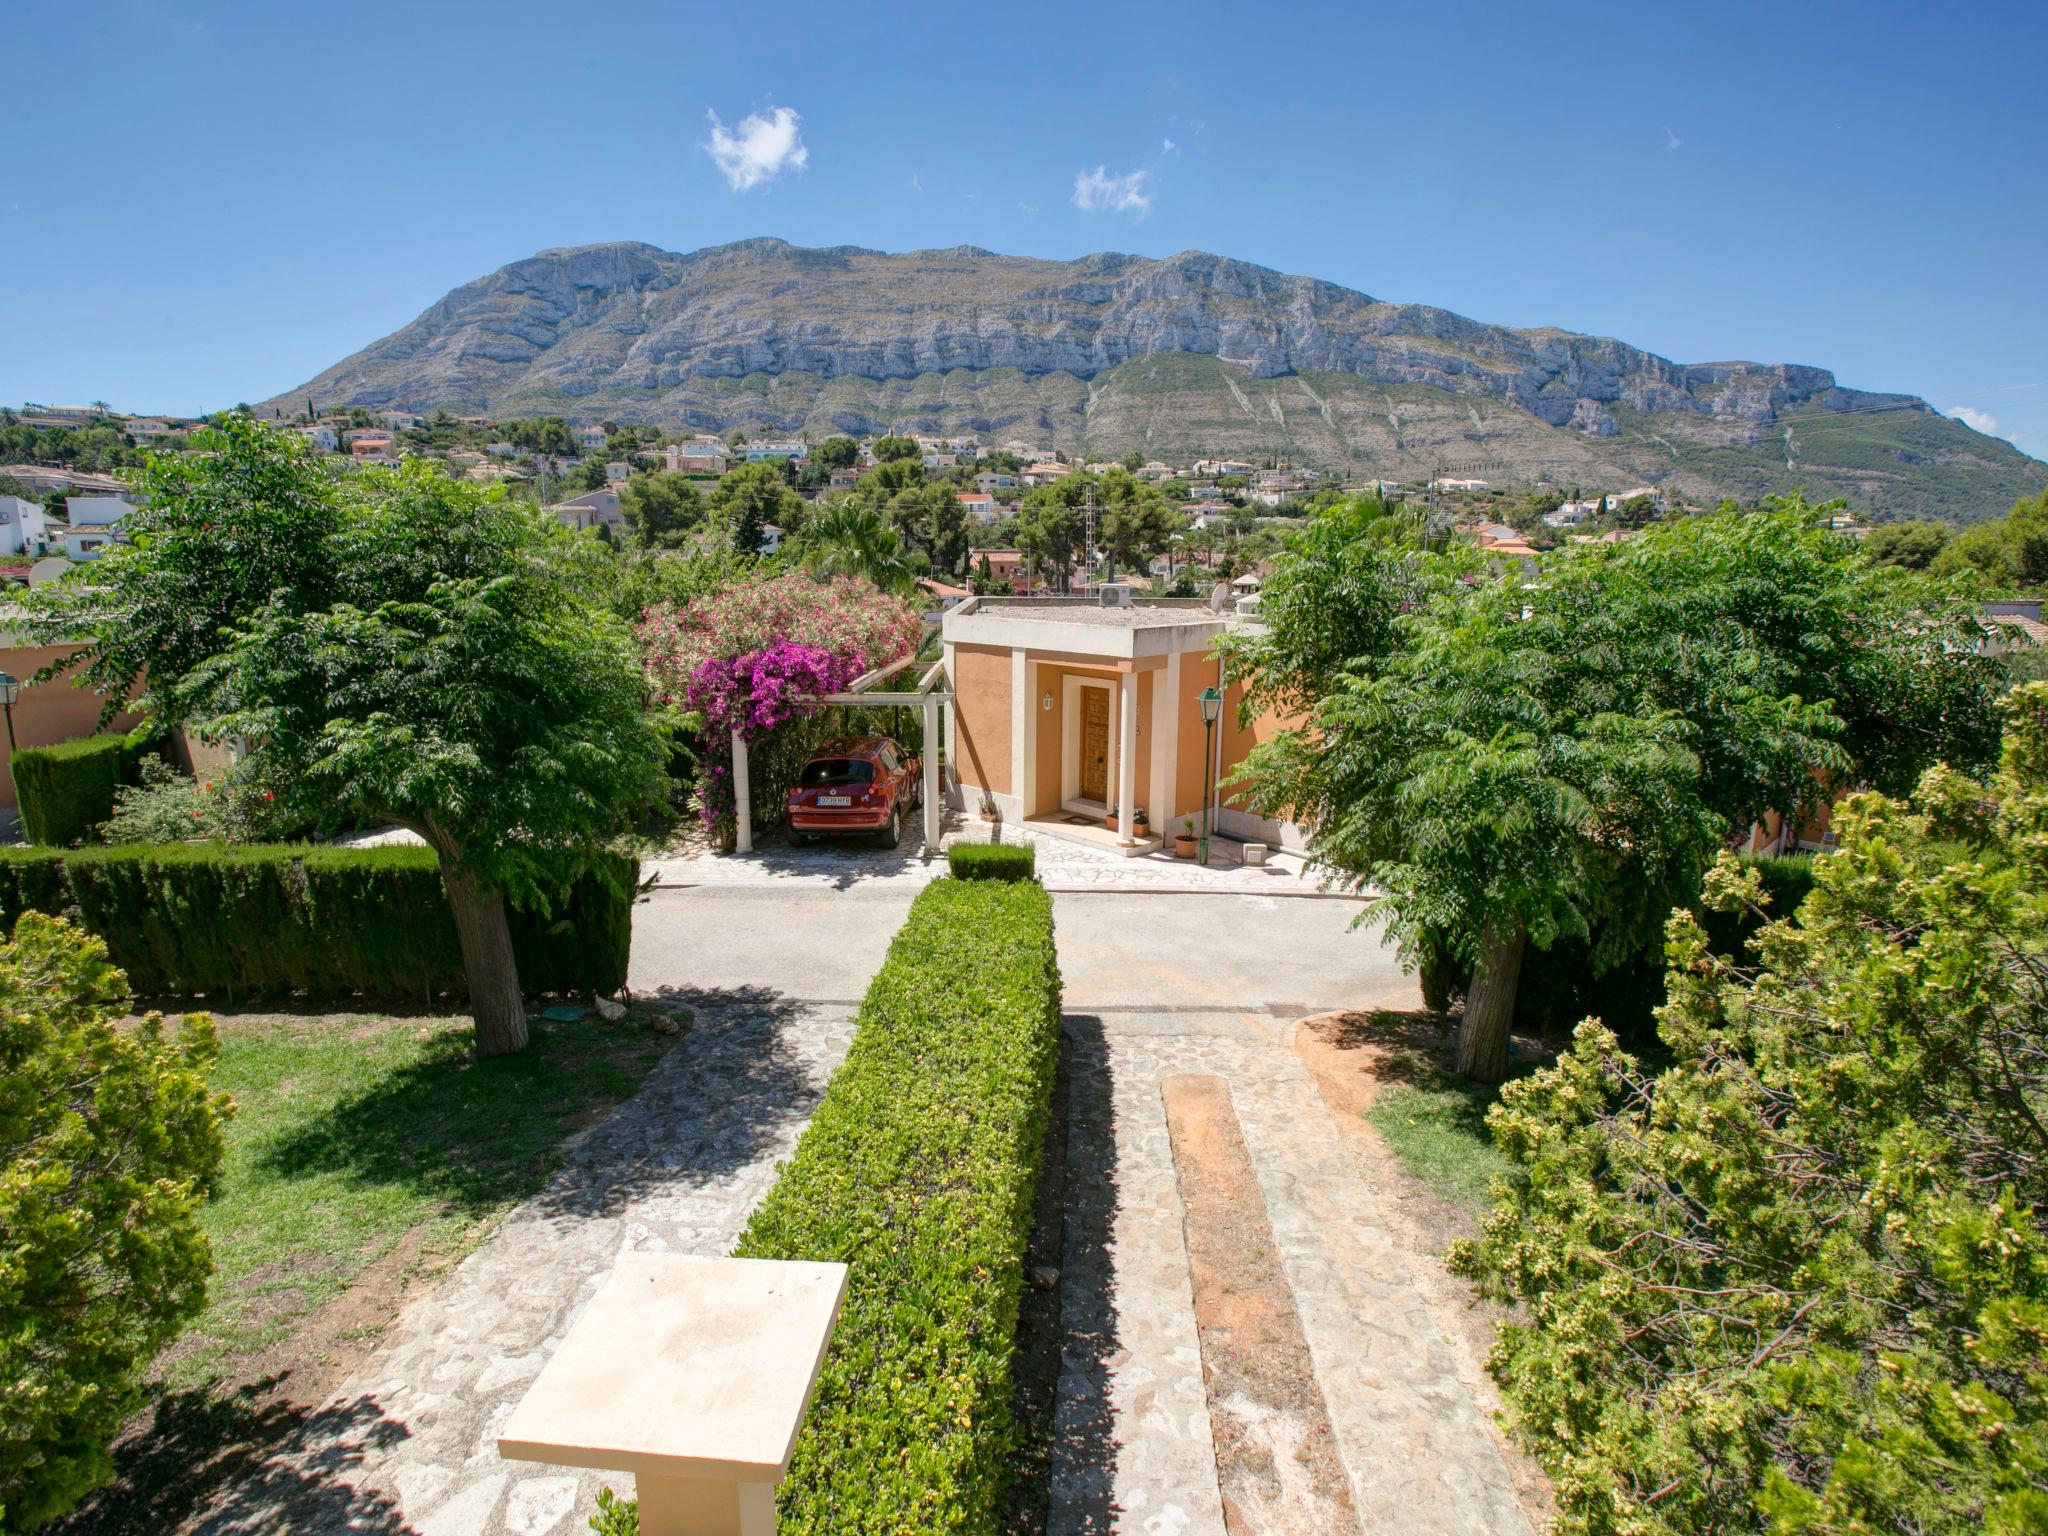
[263,238,2046,522]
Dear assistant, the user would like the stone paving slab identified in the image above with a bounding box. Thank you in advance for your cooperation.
[190,997,855,1536]
[1050,1011,1534,1536]
[644,818,1337,899]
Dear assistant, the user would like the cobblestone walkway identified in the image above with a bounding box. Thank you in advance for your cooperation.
[189,995,855,1536]
[1052,1008,1534,1536]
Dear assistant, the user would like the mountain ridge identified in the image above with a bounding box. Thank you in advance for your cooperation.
[262,238,2045,523]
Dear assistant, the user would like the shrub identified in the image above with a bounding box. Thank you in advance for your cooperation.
[742,878,1060,1531]
[96,757,284,844]
[1452,685,2048,1534]
[0,845,634,1002]
[0,913,231,1532]
[947,841,1037,882]
[11,728,156,847]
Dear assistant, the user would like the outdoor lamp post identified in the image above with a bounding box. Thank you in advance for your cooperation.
[1197,685,1224,865]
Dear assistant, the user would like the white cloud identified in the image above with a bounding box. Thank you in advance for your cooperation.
[1072,165,1153,215]
[1948,405,2003,438]
[1162,136,1179,154]
[703,105,808,192]
[1664,125,1683,150]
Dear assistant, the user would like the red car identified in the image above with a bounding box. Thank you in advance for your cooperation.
[786,737,924,848]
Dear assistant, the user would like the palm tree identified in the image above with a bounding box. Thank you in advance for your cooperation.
[796,504,924,597]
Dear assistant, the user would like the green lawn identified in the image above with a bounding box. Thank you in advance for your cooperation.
[160,1010,673,1391]
[1365,1064,1518,1217]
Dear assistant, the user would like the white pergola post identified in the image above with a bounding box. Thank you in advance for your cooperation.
[1116,672,1137,845]
[922,696,941,849]
[731,729,752,854]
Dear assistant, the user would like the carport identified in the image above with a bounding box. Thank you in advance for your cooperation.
[729,655,951,852]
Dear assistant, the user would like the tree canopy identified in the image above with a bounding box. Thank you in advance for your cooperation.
[1455,683,2048,1534]
[620,470,706,549]
[870,434,919,463]
[712,461,804,556]
[21,418,664,1055]
[1233,497,2005,1080]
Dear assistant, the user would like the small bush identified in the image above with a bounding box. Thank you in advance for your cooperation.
[741,877,1061,1531]
[11,728,157,847]
[947,841,1037,882]
[0,845,634,1002]
[97,757,282,844]
[0,913,231,1532]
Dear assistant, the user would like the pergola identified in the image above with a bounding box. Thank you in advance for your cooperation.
[729,652,951,853]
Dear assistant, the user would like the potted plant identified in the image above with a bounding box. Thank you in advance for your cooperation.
[978,790,999,824]
[1173,817,1198,859]
[1133,807,1150,836]
[1103,803,1118,830]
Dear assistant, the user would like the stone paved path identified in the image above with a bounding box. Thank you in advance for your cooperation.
[1052,1005,1535,1536]
[643,814,1334,898]
[189,996,855,1536]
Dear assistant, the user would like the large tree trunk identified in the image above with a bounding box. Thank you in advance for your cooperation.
[441,857,528,1057]
[1456,922,1526,1086]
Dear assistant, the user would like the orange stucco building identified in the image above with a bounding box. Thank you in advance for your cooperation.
[940,594,1300,855]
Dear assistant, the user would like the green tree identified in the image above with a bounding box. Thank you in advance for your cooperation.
[620,471,706,549]
[712,462,802,557]
[1097,469,1178,580]
[1235,502,2004,1081]
[0,914,230,1532]
[502,417,575,457]
[863,457,924,496]
[811,436,860,471]
[1932,487,2048,590]
[1013,476,1090,592]
[1863,519,1952,570]
[1453,683,2048,1536]
[22,418,664,1056]
[871,434,919,463]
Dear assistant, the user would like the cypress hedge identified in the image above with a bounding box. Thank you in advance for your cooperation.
[11,728,157,847]
[946,841,1037,881]
[0,844,634,1002]
[735,876,1063,1532]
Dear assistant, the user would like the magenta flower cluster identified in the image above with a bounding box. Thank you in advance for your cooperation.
[686,640,861,743]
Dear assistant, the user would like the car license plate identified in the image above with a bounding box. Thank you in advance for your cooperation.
[817,795,852,807]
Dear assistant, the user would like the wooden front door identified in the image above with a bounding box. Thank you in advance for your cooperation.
[1079,688,1110,802]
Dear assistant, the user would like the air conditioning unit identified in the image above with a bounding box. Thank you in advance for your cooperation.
[1098,583,1134,608]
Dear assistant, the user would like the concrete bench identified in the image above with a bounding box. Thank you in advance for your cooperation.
[500,1253,848,1536]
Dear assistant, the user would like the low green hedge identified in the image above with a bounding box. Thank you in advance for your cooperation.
[735,877,1063,1532]
[947,841,1037,882]
[11,728,157,847]
[0,844,634,1001]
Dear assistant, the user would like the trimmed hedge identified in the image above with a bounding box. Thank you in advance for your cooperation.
[735,877,1063,1532]
[12,728,157,847]
[947,841,1037,882]
[0,844,635,1001]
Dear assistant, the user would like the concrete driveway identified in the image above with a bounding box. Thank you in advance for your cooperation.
[629,877,1419,1016]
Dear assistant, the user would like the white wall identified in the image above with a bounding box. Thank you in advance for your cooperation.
[66,495,133,528]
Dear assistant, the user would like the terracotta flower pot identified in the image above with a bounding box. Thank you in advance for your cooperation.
[1173,835,1197,859]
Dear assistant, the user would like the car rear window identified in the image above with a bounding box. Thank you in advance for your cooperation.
[800,758,875,787]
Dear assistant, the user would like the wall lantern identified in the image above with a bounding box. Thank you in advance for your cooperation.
[1041,692,1054,711]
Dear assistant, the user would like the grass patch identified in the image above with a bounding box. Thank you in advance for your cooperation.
[160,1009,672,1392]
[1366,1068,1516,1216]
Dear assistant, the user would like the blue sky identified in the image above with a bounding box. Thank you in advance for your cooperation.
[5,0,2045,458]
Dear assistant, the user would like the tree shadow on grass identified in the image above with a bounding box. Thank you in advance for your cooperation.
[255,987,833,1225]
[49,1383,411,1536]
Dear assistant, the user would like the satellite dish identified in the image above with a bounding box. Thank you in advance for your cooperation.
[28,557,71,586]
[1207,583,1232,613]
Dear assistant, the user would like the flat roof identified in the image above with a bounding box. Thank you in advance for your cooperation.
[964,597,1220,630]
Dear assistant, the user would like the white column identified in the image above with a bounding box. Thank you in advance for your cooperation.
[1009,648,1027,818]
[922,697,941,849]
[730,729,752,854]
[1021,659,1040,818]
[1116,672,1137,845]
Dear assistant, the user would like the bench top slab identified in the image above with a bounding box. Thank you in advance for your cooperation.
[498,1253,848,1482]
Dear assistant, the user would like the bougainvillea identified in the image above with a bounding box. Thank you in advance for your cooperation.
[639,572,924,844]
